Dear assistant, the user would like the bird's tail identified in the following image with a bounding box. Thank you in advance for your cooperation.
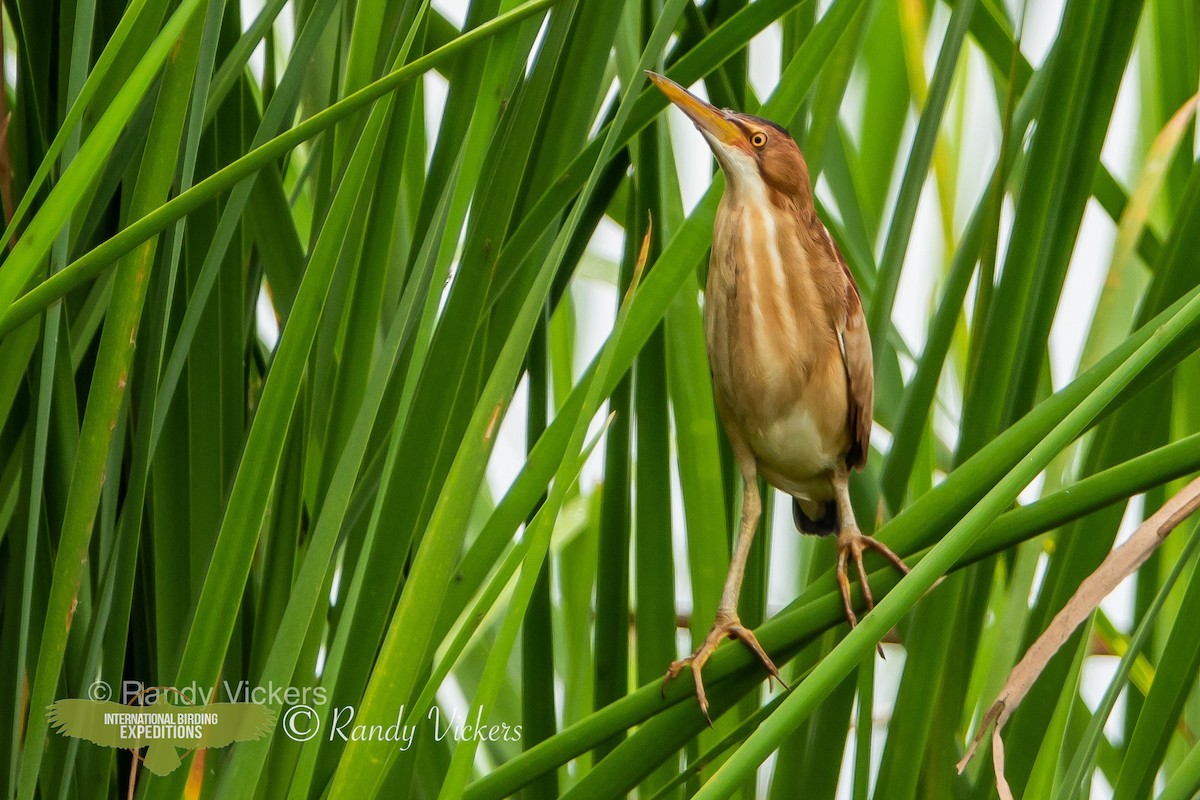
[793,497,838,537]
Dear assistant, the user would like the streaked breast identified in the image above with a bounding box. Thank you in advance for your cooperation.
[704,187,846,482]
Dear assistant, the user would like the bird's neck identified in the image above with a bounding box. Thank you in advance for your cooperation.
[722,174,814,230]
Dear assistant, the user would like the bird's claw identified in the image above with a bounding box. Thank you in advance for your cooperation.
[836,528,911,655]
[661,616,787,726]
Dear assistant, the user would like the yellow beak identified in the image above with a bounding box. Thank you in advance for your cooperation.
[646,72,741,146]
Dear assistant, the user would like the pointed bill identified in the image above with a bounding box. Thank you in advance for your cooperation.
[645,71,741,145]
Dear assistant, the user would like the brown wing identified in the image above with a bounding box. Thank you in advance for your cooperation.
[817,223,874,469]
[840,273,874,469]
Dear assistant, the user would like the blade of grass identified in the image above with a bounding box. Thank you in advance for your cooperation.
[14,5,207,792]
[1113,514,1200,800]
[158,0,427,764]
[521,308,558,800]
[210,149,464,799]
[1055,525,1200,800]
[0,0,567,337]
[961,0,1145,455]
[997,160,1200,794]
[0,0,202,316]
[631,106,676,796]
[865,0,976,345]
[1156,740,1200,800]
[1077,92,1199,372]
[7,0,96,789]
[0,0,173,251]
[324,5,686,792]
[592,214,637,759]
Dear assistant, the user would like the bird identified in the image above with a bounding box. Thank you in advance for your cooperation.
[648,72,910,722]
[47,697,276,776]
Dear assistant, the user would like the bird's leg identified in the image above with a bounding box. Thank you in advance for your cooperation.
[833,467,910,632]
[661,470,785,725]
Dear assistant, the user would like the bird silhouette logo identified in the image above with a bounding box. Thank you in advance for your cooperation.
[47,695,276,776]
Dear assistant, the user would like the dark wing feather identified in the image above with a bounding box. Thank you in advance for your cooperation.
[819,224,874,469]
[47,700,148,748]
[195,703,277,747]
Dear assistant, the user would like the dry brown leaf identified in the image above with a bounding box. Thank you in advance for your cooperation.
[623,213,654,305]
[957,474,1200,795]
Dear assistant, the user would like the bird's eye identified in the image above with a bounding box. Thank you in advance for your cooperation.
[751,132,767,147]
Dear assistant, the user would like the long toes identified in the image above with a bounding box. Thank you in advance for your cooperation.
[728,626,787,689]
[690,661,712,726]
[664,617,786,721]
[661,659,688,697]
[761,656,787,689]
[846,536,898,657]
[853,549,875,611]
[861,534,911,575]
[849,556,887,656]
[836,548,859,629]
[848,555,886,657]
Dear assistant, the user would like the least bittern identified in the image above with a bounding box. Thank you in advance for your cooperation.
[649,72,910,722]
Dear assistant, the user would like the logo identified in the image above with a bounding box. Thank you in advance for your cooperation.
[47,683,275,776]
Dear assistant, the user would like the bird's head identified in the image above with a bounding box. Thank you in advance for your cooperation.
[647,71,809,202]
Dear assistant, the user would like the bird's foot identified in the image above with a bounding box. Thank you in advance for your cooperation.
[835,527,910,650]
[660,613,786,726]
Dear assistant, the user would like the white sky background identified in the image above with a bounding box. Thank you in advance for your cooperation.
[232,0,1167,794]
